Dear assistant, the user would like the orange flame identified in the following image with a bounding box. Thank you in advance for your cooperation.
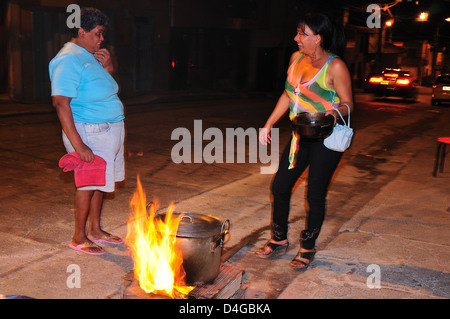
[125,176,194,298]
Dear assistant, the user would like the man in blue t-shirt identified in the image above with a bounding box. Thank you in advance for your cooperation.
[49,41,124,124]
[49,8,125,256]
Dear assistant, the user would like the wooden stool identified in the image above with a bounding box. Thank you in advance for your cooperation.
[433,137,450,177]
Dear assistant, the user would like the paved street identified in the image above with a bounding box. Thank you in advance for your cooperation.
[0,89,449,301]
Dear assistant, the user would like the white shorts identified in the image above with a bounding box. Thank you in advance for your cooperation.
[62,120,125,193]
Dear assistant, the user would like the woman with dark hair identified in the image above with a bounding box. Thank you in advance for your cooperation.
[256,13,353,271]
[49,8,125,255]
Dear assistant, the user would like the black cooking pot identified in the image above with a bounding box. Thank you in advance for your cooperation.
[292,112,334,139]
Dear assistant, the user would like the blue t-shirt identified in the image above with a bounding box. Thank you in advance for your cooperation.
[49,42,124,124]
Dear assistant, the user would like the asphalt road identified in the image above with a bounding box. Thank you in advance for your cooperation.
[0,90,447,298]
[0,91,442,240]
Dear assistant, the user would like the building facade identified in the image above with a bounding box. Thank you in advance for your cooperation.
[1,0,444,102]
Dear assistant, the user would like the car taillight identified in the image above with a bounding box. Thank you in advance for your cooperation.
[369,76,383,84]
[396,78,410,86]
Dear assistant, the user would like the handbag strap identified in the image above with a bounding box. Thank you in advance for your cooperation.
[334,104,351,127]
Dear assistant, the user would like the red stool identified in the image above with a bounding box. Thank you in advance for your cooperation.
[433,137,450,177]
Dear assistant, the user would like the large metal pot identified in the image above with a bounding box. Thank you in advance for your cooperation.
[156,211,231,286]
[292,112,334,139]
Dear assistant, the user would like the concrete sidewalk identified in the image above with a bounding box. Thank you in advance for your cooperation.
[0,86,433,118]
[279,130,450,299]
[0,90,249,118]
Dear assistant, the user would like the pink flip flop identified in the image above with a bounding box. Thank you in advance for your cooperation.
[69,242,106,256]
[90,234,124,245]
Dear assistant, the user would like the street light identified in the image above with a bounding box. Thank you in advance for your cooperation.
[385,19,394,43]
[416,12,428,22]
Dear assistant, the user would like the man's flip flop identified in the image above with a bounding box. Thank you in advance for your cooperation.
[90,234,124,245]
[69,242,106,256]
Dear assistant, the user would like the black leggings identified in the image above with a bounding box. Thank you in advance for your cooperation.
[271,137,343,250]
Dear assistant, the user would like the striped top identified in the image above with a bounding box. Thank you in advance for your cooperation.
[286,53,340,120]
[285,53,340,168]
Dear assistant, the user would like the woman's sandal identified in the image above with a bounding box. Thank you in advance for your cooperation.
[290,250,316,271]
[255,241,289,259]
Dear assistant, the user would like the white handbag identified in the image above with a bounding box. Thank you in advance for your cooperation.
[324,104,353,152]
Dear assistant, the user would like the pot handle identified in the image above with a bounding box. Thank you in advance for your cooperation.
[211,219,231,253]
[221,219,232,236]
[180,215,193,223]
[146,201,154,215]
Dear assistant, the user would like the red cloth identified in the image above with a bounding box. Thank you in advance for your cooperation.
[59,152,106,187]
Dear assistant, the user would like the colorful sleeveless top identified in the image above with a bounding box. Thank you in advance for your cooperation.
[285,53,340,169]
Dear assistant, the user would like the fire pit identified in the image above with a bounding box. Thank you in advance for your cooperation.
[125,176,233,299]
[121,264,247,299]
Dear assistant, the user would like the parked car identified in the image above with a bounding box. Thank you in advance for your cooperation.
[364,68,417,100]
[432,74,450,106]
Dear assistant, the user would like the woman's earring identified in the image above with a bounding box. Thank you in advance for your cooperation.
[311,45,317,60]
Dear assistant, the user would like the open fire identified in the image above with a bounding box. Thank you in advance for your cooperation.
[125,176,194,298]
